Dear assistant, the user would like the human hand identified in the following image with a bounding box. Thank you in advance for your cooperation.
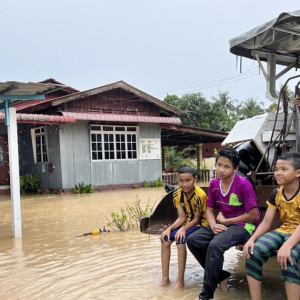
[243,239,255,259]
[175,228,186,243]
[216,212,228,225]
[160,228,171,242]
[277,244,293,269]
[293,97,300,107]
[212,223,227,234]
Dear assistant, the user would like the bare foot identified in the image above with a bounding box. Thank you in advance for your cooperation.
[159,278,171,287]
[218,276,229,291]
[173,280,184,290]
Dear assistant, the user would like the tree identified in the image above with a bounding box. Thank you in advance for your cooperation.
[211,91,237,114]
[240,97,265,119]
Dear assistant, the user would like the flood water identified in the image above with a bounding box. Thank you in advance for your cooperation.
[0,185,288,300]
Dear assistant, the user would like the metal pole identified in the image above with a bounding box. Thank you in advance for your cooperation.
[7,107,22,237]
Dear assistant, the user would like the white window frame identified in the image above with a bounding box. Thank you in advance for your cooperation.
[31,126,49,164]
[90,125,138,161]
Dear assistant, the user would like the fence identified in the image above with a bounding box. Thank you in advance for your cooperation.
[162,170,216,185]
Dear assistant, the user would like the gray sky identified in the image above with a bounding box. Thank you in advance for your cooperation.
[1,0,300,108]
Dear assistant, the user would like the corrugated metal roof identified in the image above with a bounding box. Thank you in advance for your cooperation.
[60,112,182,125]
[0,81,63,108]
[0,112,76,124]
[0,81,62,96]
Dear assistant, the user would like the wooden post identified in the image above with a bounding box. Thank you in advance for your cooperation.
[196,143,203,179]
[7,107,22,238]
[162,146,168,171]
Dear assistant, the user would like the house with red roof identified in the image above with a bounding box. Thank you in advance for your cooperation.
[0,79,226,193]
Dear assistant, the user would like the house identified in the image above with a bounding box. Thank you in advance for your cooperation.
[0,80,226,193]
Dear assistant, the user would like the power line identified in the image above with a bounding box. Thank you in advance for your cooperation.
[153,66,259,96]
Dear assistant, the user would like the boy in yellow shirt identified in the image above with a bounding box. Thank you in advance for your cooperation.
[244,152,300,300]
[159,166,207,290]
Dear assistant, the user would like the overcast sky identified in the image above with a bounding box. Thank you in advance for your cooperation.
[1,0,300,108]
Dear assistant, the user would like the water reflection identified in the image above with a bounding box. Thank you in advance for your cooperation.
[0,185,287,300]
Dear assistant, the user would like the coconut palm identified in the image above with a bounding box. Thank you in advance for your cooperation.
[240,97,265,119]
[211,91,237,114]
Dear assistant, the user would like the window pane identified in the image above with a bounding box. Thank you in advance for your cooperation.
[110,143,114,150]
[127,127,136,131]
[132,135,136,142]
[115,127,125,131]
[92,152,97,160]
[128,152,132,159]
[105,152,109,159]
[104,134,108,142]
[128,144,132,150]
[97,143,102,151]
[91,125,101,130]
[133,152,137,159]
[127,135,131,142]
[37,154,41,162]
[133,143,136,150]
[122,152,126,159]
[116,143,120,150]
[109,134,113,142]
[98,152,102,160]
[91,134,96,142]
[92,143,96,151]
[103,126,113,131]
[43,153,48,162]
[97,134,102,142]
[121,135,125,142]
[35,128,40,134]
[117,152,121,159]
[116,135,120,142]
[121,143,125,150]
[104,143,108,151]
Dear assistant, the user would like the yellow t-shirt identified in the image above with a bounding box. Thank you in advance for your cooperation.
[267,186,300,234]
[173,185,208,226]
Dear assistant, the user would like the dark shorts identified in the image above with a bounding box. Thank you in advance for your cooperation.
[164,226,200,244]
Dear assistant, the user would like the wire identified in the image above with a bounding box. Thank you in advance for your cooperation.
[153,66,260,96]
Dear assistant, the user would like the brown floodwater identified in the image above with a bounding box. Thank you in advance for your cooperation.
[0,185,288,300]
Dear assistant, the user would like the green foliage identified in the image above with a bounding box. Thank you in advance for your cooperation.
[71,182,94,194]
[143,177,164,188]
[164,90,269,132]
[20,174,40,194]
[105,198,155,231]
[166,146,195,169]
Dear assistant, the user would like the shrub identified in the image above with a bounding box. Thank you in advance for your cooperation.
[105,198,156,231]
[143,177,164,188]
[20,174,41,194]
[71,182,94,194]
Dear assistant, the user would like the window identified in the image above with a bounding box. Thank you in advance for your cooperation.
[31,127,48,163]
[90,125,138,161]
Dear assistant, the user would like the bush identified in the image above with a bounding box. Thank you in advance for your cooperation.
[71,182,94,194]
[106,198,155,231]
[20,174,41,194]
[143,177,164,188]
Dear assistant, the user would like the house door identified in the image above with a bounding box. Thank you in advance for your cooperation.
[0,135,10,186]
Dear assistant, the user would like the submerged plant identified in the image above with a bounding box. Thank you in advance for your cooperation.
[71,182,94,194]
[20,174,41,194]
[105,197,156,231]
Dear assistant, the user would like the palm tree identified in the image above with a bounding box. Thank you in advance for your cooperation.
[211,91,237,114]
[240,98,265,119]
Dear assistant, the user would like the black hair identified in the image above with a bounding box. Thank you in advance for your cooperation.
[178,166,197,177]
[215,147,240,169]
[277,152,300,170]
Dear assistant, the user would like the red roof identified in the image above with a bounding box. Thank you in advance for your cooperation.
[0,112,76,124]
[59,112,182,125]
